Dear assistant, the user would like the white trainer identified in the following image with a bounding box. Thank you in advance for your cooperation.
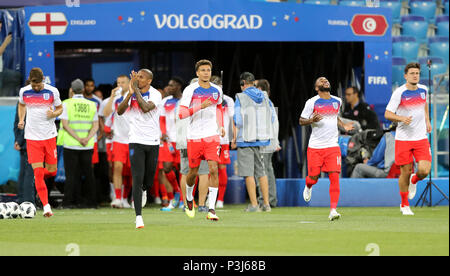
[400,205,414,216]
[408,174,417,200]
[135,215,144,229]
[303,185,312,202]
[328,209,341,221]
[111,198,123,208]
[122,199,131,209]
[216,200,224,209]
[43,204,53,218]
[142,190,147,208]
[154,197,162,205]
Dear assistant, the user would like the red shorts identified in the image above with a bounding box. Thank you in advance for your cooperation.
[395,139,431,166]
[106,143,113,162]
[219,144,231,165]
[92,142,99,164]
[307,146,341,175]
[26,137,57,165]
[187,136,220,168]
[158,142,180,164]
[112,142,131,167]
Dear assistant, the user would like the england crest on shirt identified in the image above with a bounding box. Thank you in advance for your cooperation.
[43,93,50,101]
[332,102,339,110]
[212,92,219,101]
[420,92,426,100]
[143,96,149,102]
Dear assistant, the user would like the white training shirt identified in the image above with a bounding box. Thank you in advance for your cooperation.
[300,94,342,149]
[124,87,162,145]
[19,83,62,141]
[386,84,428,141]
[221,94,235,145]
[160,95,180,143]
[59,94,99,150]
[179,82,223,140]
[111,92,131,144]
[99,97,113,145]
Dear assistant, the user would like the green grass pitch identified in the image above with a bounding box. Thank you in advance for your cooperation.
[0,205,448,256]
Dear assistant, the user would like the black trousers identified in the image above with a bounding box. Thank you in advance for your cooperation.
[129,143,159,216]
[18,150,35,204]
[94,151,110,204]
[63,148,97,208]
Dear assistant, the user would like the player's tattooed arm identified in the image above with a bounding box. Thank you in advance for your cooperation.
[337,117,354,132]
[117,92,132,116]
[132,80,156,113]
[299,112,322,126]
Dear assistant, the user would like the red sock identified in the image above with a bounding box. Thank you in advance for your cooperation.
[166,171,180,193]
[217,167,228,201]
[411,174,422,185]
[306,176,318,189]
[329,172,340,209]
[400,192,409,207]
[115,188,122,200]
[168,192,174,200]
[33,168,49,206]
[43,168,57,179]
[159,182,168,200]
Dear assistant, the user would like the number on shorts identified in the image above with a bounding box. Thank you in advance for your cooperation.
[217,146,221,157]
[337,156,341,166]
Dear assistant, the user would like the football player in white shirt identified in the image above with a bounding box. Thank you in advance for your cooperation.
[103,75,133,209]
[18,68,63,217]
[385,62,432,216]
[117,69,162,229]
[299,77,353,221]
[158,77,184,210]
[178,60,226,221]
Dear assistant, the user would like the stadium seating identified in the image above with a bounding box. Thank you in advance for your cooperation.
[408,0,437,22]
[401,15,429,43]
[445,0,449,15]
[379,0,402,24]
[436,15,449,37]
[392,36,420,61]
[392,56,407,85]
[338,0,365,6]
[428,36,449,64]
[418,56,447,79]
[303,0,332,5]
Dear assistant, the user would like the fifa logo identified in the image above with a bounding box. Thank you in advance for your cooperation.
[366,0,380,7]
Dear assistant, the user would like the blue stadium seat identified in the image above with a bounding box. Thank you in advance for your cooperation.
[392,56,407,85]
[303,0,332,5]
[401,15,429,44]
[392,36,420,61]
[409,0,437,22]
[429,36,449,64]
[436,15,449,37]
[339,0,365,6]
[418,57,447,79]
[379,0,402,24]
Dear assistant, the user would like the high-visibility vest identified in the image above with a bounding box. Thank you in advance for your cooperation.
[63,97,97,148]
[56,99,70,146]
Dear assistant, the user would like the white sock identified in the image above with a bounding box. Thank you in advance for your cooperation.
[186,184,194,201]
[208,187,218,210]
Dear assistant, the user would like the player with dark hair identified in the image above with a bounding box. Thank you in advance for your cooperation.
[158,77,184,210]
[178,59,225,221]
[385,62,432,216]
[299,77,353,221]
[117,69,162,229]
[18,67,63,217]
